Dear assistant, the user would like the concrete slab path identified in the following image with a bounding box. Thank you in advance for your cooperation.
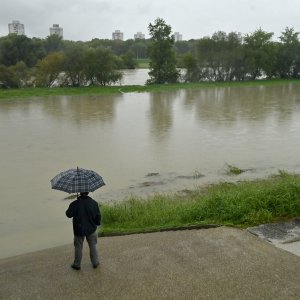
[1,227,300,300]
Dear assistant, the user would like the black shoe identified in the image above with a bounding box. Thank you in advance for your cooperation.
[71,264,80,270]
[93,262,99,269]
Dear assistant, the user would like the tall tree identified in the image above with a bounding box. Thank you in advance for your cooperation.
[63,43,86,86]
[0,64,19,88]
[44,35,64,54]
[276,27,300,78]
[131,41,148,59]
[0,34,44,67]
[82,47,122,86]
[226,32,245,81]
[10,61,30,87]
[182,53,199,82]
[197,31,244,81]
[33,52,65,87]
[121,50,137,69]
[243,28,276,79]
[147,18,179,84]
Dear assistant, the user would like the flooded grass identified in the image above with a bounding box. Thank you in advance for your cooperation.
[1,79,300,100]
[100,172,300,235]
[225,164,245,175]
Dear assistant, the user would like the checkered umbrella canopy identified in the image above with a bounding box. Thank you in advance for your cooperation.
[50,168,105,193]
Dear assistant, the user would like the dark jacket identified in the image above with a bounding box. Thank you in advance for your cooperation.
[66,195,101,236]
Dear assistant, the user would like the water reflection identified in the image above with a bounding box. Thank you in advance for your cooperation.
[0,94,123,127]
[148,91,179,141]
[40,95,123,126]
[182,84,300,127]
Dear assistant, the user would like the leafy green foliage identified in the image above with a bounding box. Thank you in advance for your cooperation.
[82,47,122,86]
[181,53,199,82]
[44,35,64,54]
[0,34,45,67]
[0,61,30,88]
[147,18,179,84]
[196,31,245,81]
[62,43,86,87]
[120,51,137,69]
[243,28,276,79]
[277,27,300,78]
[33,52,65,87]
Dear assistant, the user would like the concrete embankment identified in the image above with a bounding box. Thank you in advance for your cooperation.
[1,227,300,299]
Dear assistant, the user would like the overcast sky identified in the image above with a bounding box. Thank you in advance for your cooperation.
[0,0,299,41]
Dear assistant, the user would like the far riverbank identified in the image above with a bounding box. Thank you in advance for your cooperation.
[1,78,300,100]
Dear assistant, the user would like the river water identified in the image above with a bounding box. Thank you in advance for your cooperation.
[1,74,300,258]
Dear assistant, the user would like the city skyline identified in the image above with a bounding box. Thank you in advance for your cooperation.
[5,20,176,41]
[0,0,299,41]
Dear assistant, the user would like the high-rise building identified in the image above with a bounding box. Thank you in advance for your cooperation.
[8,20,25,35]
[112,30,123,41]
[134,32,145,40]
[174,32,183,42]
[50,24,63,38]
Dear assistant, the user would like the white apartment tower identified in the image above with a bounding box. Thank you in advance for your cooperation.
[8,20,25,35]
[174,32,183,42]
[50,24,63,38]
[134,32,145,40]
[112,30,124,41]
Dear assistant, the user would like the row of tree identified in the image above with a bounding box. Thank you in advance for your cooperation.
[0,46,126,87]
[0,18,300,87]
[147,20,300,83]
[0,36,143,87]
[182,27,300,82]
[0,34,152,68]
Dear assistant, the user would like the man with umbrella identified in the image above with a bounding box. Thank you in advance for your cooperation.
[51,168,105,270]
[66,191,101,270]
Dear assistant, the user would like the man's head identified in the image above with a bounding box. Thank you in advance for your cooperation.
[80,192,89,196]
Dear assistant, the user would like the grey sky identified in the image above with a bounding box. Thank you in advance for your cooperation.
[0,0,299,41]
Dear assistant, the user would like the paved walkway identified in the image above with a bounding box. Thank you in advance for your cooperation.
[1,227,300,300]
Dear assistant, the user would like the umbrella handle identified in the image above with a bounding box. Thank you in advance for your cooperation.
[77,167,79,199]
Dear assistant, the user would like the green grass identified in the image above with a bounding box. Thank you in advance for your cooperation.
[0,86,144,100]
[99,172,300,235]
[225,164,244,175]
[1,79,300,100]
[135,58,150,68]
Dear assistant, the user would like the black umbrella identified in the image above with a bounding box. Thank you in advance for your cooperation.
[50,167,105,194]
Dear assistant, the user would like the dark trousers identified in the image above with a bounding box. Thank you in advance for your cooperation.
[73,231,99,267]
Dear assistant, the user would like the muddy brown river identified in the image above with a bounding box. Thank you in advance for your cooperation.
[1,81,300,258]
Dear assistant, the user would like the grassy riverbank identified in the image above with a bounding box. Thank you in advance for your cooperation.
[100,171,300,235]
[1,79,300,100]
[136,58,150,68]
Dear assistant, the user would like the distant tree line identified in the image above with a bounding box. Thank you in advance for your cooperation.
[0,34,151,87]
[0,25,300,88]
[181,27,300,82]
